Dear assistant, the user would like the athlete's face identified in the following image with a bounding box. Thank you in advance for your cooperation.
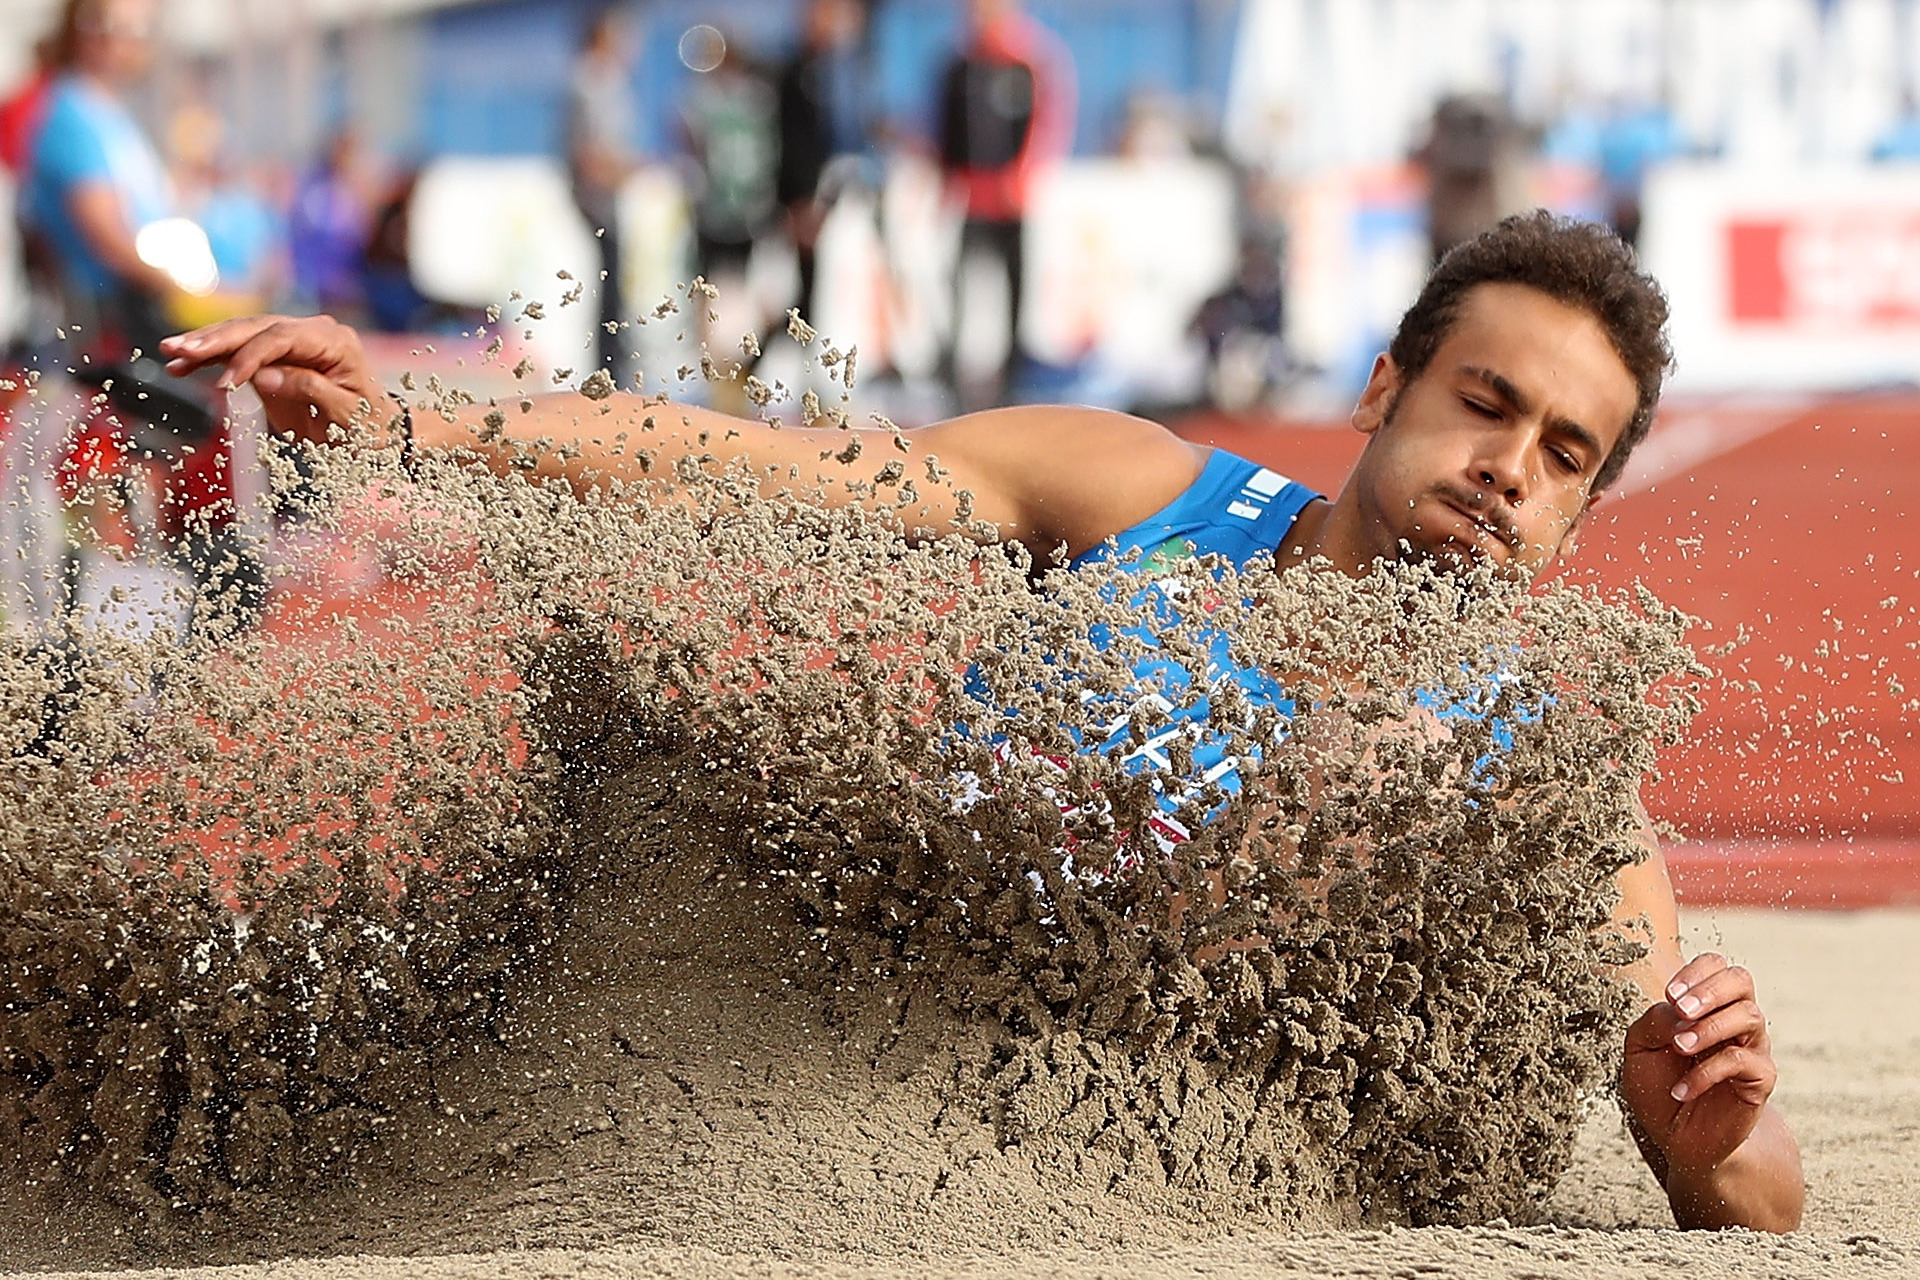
[1345,282,1640,580]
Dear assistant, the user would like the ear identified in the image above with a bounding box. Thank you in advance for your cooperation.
[1351,354,1402,437]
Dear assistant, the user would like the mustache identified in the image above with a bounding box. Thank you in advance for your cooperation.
[1433,486,1521,548]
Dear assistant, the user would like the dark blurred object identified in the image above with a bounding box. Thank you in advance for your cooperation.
[1417,92,1530,264]
[566,7,640,383]
[775,0,868,323]
[362,169,426,332]
[70,349,215,444]
[936,0,1075,404]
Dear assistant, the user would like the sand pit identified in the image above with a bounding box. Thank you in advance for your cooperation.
[0,394,1907,1277]
[2,908,1914,1278]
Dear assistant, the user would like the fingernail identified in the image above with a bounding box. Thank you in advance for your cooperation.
[1677,995,1702,1017]
[1667,981,1689,1002]
[1675,1031,1698,1052]
[1670,1082,1690,1102]
[254,368,283,392]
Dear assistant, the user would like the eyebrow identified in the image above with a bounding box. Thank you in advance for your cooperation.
[1459,365,1606,466]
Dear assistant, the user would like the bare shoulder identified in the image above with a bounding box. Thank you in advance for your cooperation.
[918,406,1207,557]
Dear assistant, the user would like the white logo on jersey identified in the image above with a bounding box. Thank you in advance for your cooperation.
[1225,468,1293,521]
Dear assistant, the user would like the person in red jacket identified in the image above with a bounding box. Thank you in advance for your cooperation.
[0,39,55,175]
[936,0,1074,404]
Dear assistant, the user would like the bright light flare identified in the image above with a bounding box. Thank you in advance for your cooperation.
[135,217,220,296]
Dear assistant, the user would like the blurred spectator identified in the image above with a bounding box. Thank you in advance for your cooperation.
[289,129,374,316]
[1416,92,1531,265]
[168,96,282,307]
[1190,227,1285,414]
[566,6,640,382]
[357,169,484,335]
[21,0,179,352]
[681,31,777,291]
[936,0,1075,400]
[1541,83,1604,172]
[1596,96,1680,249]
[775,0,869,325]
[20,0,263,636]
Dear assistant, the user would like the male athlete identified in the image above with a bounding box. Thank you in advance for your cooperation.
[159,211,1803,1232]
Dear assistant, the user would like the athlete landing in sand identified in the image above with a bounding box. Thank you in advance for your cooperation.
[161,211,1804,1232]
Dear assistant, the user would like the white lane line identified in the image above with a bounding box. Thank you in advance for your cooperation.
[1613,395,1817,499]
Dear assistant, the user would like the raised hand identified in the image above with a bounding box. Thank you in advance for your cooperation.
[160,315,391,446]
[1621,951,1800,1228]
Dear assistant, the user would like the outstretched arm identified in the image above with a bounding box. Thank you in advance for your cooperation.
[1611,829,1805,1231]
[157,314,1204,561]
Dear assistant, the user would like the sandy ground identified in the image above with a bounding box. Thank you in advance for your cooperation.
[5,906,1914,1280]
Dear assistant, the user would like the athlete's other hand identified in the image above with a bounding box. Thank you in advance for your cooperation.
[1622,952,1781,1193]
[160,315,389,446]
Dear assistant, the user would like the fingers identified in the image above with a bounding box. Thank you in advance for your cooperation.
[159,315,291,374]
[1666,952,1754,1021]
[1671,998,1767,1058]
[1625,997,1684,1052]
[162,315,364,392]
[1670,1042,1776,1105]
[213,324,329,391]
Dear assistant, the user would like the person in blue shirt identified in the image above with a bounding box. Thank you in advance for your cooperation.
[160,210,1804,1234]
[1596,97,1681,250]
[22,0,177,350]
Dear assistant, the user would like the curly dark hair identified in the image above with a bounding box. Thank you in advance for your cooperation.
[1387,210,1673,492]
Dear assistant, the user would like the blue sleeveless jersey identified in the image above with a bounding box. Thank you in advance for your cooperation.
[1070,448,1322,579]
[1067,451,1322,840]
[959,448,1522,861]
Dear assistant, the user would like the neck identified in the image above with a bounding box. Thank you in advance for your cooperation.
[1276,494,1378,578]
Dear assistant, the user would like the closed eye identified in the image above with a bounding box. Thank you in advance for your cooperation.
[1461,396,1501,420]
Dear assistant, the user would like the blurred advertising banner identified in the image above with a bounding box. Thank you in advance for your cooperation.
[1644,164,1920,391]
[1025,159,1236,392]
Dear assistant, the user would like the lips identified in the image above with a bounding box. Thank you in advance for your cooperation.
[1437,494,1515,549]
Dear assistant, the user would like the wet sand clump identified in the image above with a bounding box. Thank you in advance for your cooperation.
[0,429,1704,1263]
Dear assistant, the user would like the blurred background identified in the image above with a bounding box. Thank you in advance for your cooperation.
[18,0,1920,407]
[0,0,1915,904]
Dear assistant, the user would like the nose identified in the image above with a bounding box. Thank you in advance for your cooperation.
[1470,433,1532,507]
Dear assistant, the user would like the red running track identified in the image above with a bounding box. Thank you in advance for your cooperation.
[1173,395,1920,909]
